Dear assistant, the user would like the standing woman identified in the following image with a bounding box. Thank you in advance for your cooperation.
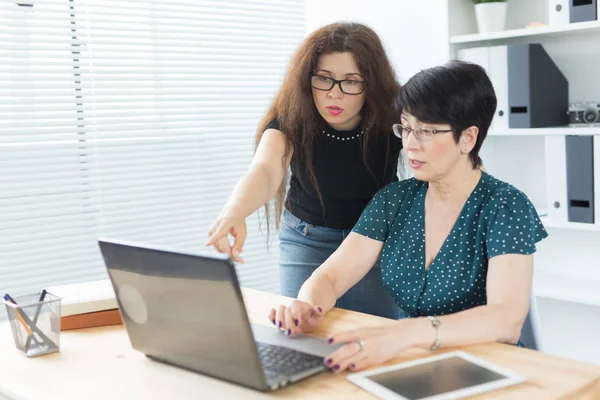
[206,22,404,318]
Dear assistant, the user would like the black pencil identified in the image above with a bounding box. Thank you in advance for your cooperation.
[24,290,48,352]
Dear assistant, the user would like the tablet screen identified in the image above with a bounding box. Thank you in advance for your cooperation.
[369,355,506,399]
[349,352,524,400]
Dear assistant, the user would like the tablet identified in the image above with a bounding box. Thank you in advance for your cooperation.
[347,351,525,400]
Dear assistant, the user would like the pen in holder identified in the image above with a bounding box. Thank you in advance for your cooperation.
[2,291,61,357]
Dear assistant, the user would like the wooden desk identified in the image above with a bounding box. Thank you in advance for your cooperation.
[1,288,599,400]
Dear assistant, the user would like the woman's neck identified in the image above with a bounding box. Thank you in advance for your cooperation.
[427,164,482,204]
[327,114,361,131]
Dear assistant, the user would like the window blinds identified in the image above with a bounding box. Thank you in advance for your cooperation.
[0,0,304,299]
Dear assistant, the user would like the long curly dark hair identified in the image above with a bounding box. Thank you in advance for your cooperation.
[257,22,401,233]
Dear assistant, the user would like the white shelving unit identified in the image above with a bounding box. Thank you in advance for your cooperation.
[541,217,600,232]
[451,20,600,44]
[448,0,600,230]
[489,127,600,137]
[534,270,600,308]
[448,0,600,365]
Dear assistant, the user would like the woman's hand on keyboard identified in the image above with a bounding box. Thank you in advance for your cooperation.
[269,300,325,336]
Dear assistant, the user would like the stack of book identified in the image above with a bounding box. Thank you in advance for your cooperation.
[45,279,121,331]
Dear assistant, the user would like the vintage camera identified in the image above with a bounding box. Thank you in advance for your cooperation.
[568,101,600,126]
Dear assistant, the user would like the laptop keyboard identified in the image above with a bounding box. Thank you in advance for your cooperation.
[256,342,325,379]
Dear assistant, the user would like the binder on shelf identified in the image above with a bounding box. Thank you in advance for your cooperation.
[489,46,509,131]
[565,135,595,224]
[548,0,570,26]
[570,0,597,23]
[459,43,567,130]
[545,136,568,223]
[457,46,508,132]
[550,0,598,25]
[507,44,568,129]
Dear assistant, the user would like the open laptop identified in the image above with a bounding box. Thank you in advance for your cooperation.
[98,238,339,391]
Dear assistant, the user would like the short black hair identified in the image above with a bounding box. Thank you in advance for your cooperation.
[397,60,497,168]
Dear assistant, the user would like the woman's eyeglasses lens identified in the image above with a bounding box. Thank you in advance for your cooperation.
[392,124,435,141]
[310,75,364,95]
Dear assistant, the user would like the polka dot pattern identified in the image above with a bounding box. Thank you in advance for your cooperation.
[352,172,548,318]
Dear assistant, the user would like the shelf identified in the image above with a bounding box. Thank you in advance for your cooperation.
[488,126,600,137]
[534,271,600,308]
[451,20,600,45]
[540,216,600,232]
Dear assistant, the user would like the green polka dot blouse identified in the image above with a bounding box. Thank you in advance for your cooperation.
[352,171,548,318]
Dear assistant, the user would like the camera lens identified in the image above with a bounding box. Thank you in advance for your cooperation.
[583,108,599,123]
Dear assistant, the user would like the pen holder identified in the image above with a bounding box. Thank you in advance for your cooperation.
[2,292,61,357]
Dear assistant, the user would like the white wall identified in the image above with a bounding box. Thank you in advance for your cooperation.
[305,0,451,84]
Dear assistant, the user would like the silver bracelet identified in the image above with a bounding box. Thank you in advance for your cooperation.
[427,316,442,350]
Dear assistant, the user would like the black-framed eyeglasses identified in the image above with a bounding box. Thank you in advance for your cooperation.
[392,123,453,142]
[310,74,365,95]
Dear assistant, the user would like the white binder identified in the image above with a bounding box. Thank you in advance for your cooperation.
[457,47,489,72]
[548,0,570,26]
[457,46,508,133]
[489,46,509,132]
[545,136,568,223]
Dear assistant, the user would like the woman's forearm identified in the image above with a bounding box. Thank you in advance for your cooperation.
[220,162,279,219]
[297,234,386,312]
[406,304,525,350]
[297,270,339,312]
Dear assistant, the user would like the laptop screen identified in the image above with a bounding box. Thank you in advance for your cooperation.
[98,239,267,390]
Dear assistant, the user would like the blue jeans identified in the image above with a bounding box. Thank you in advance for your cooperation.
[278,209,402,319]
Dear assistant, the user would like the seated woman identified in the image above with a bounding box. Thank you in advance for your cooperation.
[268,60,548,373]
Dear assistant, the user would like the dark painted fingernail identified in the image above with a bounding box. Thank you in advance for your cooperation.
[286,329,291,336]
[316,306,323,313]
[271,318,276,325]
[333,365,340,371]
[294,319,299,326]
[328,337,334,344]
[349,363,356,369]
[326,358,333,365]
[278,321,282,328]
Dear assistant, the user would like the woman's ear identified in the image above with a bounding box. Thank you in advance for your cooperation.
[460,126,479,154]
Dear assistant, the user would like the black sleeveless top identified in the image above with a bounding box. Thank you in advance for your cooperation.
[267,119,403,230]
